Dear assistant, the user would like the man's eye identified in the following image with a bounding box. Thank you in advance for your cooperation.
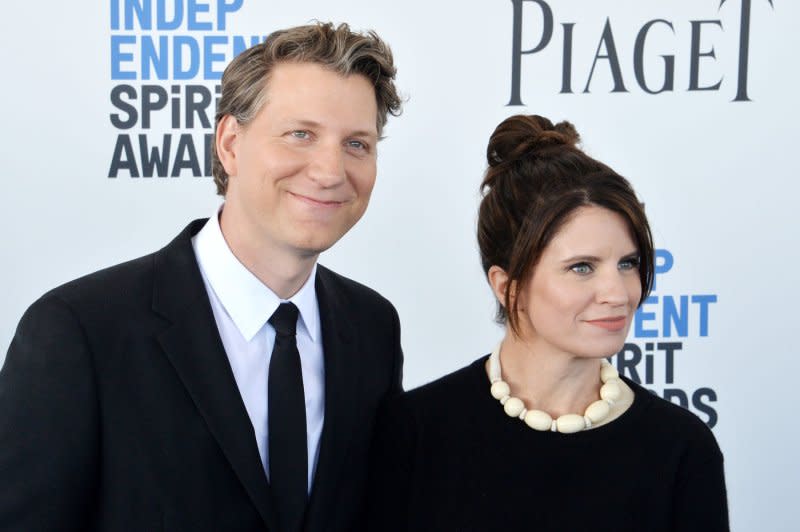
[570,263,593,275]
[348,140,367,150]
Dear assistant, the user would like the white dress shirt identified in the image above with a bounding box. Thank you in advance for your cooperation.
[191,207,325,494]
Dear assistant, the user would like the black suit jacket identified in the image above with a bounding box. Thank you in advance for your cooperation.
[0,219,403,531]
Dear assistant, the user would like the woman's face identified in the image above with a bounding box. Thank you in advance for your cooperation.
[516,205,641,360]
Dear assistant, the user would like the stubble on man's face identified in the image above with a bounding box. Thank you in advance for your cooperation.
[223,61,380,260]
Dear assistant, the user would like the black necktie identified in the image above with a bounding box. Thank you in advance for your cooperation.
[268,302,308,532]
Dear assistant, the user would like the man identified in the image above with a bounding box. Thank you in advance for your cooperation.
[0,22,403,531]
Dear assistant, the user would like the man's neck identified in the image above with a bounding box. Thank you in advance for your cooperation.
[219,209,317,300]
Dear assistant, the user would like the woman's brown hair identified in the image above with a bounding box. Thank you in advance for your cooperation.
[477,114,654,335]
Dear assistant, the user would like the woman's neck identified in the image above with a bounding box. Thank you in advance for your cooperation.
[492,333,604,418]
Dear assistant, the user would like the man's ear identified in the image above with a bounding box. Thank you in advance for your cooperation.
[216,115,240,178]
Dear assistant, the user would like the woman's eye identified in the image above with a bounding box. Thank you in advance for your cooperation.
[619,257,641,271]
[291,130,309,139]
[570,263,593,275]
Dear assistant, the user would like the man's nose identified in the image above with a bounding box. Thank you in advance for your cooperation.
[307,142,346,187]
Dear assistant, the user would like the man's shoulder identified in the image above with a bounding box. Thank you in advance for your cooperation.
[35,219,204,315]
[316,263,395,312]
[46,253,157,304]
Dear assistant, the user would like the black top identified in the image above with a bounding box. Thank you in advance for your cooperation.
[367,355,728,532]
[0,220,404,532]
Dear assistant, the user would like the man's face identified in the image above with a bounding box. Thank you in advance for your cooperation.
[221,62,379,258]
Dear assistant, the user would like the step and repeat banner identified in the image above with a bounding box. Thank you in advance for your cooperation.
[1,1,796,529]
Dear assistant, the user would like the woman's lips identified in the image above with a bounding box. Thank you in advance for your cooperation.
[585,317,627,331]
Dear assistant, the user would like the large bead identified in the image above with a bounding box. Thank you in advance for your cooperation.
[585,399,611,423]
[600,362,619,382]
[600,379,622,402]
[556,414,586,434]
[490,381,511,400]
[524,409,553,431]
[503,397,525,418]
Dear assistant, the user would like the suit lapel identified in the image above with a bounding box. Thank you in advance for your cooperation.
[304,267,361,531]
[151,220,278,530]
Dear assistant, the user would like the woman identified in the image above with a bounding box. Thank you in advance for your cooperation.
[366,115,728,531]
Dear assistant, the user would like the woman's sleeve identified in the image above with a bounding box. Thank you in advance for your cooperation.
[672,426,730,532]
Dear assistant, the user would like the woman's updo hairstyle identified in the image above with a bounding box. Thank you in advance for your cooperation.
[478,114,654,335]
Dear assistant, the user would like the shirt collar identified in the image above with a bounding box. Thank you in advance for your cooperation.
[192,205,320,343]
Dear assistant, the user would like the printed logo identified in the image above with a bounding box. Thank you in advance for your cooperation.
[612,249,720,427]
[508,0,775,105]
[108,0,264,178]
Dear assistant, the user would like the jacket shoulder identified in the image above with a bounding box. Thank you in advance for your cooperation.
[316,264,395,312]
[36,219,204,312]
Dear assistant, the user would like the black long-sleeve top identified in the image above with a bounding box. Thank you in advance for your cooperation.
[367,355,729,532]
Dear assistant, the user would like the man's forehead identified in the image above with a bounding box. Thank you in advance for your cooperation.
[256,62,379,133]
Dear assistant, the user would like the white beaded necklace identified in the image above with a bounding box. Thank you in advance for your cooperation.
[488,344,623,434]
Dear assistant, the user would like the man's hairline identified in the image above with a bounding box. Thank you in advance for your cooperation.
[236,59,385,138]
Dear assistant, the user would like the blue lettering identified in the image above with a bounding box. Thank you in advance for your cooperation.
[111,0,120,30]
[691,295,717,337]
[187,0,213,30]
[662,295,688,337]
[203,36,227,80]
[217,0,243,30]
[111,35,137,80]
[173,36,200,80]
[233,35,264,57]
[634,296,659,338]
[124,0,152,30]
[653,248,673,291]
[141,36,169,80]
[157,0,184,30]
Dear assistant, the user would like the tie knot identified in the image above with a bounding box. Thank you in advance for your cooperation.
[269,302,299,337]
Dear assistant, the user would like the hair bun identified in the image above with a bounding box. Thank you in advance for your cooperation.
[486,115,580,168]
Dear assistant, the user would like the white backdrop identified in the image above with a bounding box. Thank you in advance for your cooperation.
[1,1,797,530]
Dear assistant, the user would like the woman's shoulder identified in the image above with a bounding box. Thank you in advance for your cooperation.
[382,355,489,421]
[624,377,723,460]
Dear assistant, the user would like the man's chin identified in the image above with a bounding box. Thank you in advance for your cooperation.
[288,235,341,259]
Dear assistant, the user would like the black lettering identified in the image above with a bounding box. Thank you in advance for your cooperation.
[645,352,654,384]
[688,20,723,91]
[171,134,201,177]
[141,85,168,129]
[139,134,171,177]
[657,342,681,384]
[692,388,718,429]
[203,133,213,177]
[108,134,140,177]
[186,85,212,128]
[560,23,575,94]
[616,343,641,383]
[634,19,675,95]
[110,85,138,129]
[584,18,627,93]
[733,0,753,101]
[692,387,718,428]
[171,85,181,128]
[663,388,689,409]
[508,0,554,105]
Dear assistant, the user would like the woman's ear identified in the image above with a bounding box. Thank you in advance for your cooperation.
[488,266,510,309]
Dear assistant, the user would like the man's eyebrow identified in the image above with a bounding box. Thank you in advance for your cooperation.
[291,119,377,138]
